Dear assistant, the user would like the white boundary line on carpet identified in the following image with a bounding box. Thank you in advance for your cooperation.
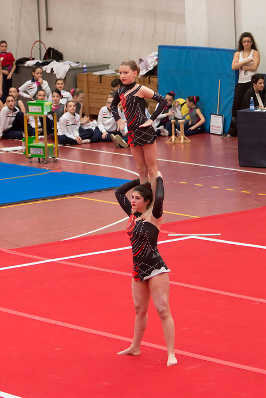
[0,237,191,271]
[9,151,138,176]
[193,236,266,249]
[0,391,22,398]
[1,239,266,303]
[61,146,266,175]
[1,236,265,272]
[58,157,139,176]
[0,306,265,375]
[7,148,266,175]
[63,216,128,240]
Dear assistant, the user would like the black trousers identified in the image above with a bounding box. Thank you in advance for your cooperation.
[1,111,24,139]
[0,74,13,103]
[227,81,252,136]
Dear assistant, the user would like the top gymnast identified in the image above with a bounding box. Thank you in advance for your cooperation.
[111,60,167,195]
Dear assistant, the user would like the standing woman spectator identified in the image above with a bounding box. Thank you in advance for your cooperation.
[0,40,16,102]
[0,59,3,100]
[226,32,260,137]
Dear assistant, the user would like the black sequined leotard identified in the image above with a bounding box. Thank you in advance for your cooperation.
[115,177,170,281]
[111,83,167,147]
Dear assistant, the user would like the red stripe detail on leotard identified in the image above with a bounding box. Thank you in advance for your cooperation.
[127,112,137,126]
[120,93,127,111]
[133,244,145,257]
[127,132,134,145]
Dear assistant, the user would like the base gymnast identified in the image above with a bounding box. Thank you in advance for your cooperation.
[111,59,167,196]
[114,172,177,366]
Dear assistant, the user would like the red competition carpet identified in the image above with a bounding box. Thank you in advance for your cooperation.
[0,207,265,398]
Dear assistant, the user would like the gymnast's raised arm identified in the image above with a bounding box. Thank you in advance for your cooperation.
[114,179,140,216]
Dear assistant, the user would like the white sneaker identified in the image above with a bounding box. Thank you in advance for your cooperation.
[111,134,120,147]
[82,139,91,144]
[115,135,128,148]
[160,128,169,137]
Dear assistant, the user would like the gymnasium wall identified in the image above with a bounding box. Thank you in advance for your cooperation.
[0,0,186,68]
[1,0,266,71]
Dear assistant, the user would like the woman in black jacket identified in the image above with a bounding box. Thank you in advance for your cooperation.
[242,73,265,109]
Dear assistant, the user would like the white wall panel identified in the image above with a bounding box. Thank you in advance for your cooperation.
[185,0,208,46]
[235,0,266,72]
[0,0,186,69]
[207,0,235,49]
[0,0,265,72]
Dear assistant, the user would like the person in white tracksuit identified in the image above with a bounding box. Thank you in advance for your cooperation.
[57,101,94,145]
[19,66,51,100]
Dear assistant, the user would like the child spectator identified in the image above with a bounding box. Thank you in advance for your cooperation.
[53,78,72,105]
[0,95,25,139]
[50,88,64,121]
[111,78,122,92]
[184,96,205,135]
[46,89,65,138]
[8,86,26,113]
[0,86,25,112]
[0,40,16,102]
[28,89,53,136]
[19,66,51,100]
[58,100,93,145]
[71,88,84,118]
[72,87,94,127]
[97,94,127,146]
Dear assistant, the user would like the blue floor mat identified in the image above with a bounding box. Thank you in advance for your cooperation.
[0,162,129,206]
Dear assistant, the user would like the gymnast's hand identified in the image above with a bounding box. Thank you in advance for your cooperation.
[139,119,153,128]
[117,119,125,132]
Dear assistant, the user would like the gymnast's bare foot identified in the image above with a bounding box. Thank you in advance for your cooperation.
[167,354,178,366]
[117,346,141,356]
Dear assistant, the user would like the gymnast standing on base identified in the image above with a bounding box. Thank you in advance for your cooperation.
[111,60,167,197]
[114,171,177,367]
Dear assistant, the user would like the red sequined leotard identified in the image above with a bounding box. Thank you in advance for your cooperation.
[111,83,167,147]
[115,177,170,281]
